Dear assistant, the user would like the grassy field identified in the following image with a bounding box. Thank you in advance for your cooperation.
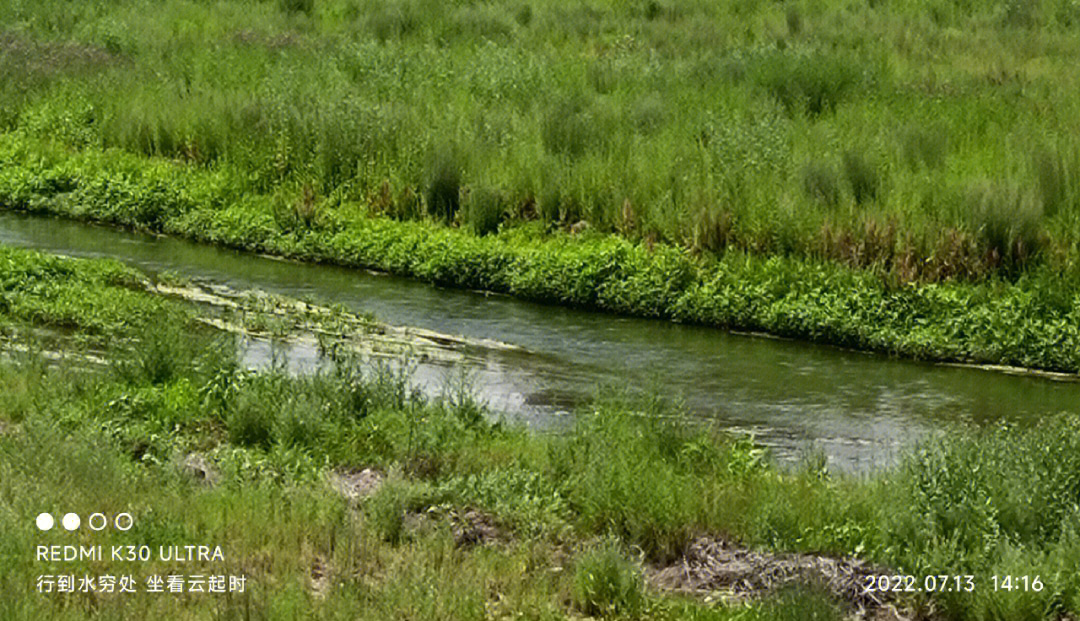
[3,244,1080,620]
[4,0,1080,277]
[3,1,1080,369]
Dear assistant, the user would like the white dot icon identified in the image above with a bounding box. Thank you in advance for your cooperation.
[62,513,81,531]
[36,513,54,531]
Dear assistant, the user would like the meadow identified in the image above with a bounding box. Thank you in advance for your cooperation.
[3,244,1080,620]
[3,0,1080,368]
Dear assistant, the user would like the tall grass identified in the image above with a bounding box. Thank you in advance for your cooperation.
[2,0,1079,279]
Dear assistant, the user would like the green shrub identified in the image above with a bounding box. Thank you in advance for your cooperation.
[279,0,314,15]
[462,187,504,235]
[842,150,880,205]
[424,146,462,223]
[966,180,1043,273]
[900,123,948,170]
[572,539,644,617]
[801,161,840,207]
[751,51,865,117]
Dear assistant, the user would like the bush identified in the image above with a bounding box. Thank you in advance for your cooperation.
[801,161,840,207]
[751,51,865,117]
[842,150,880,205]
[462,187,504,235]
[279,0,314,15]
[572,539,644,617]
[966,180,1043,273]
[900,123,948,170]
[425,146,462,223]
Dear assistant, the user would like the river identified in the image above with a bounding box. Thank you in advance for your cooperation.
[2,211,1076,471]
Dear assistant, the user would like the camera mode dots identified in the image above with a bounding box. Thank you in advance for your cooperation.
[62,513,81,531]
[36,513,55,531]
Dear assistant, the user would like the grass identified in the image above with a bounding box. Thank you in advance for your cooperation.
[2,0,1080,277]
[3,244,1080,619]
[5,138,1080,373]
[1,0,1080,370]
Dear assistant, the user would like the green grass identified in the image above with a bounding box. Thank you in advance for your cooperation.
[3,244,1080,619]
[4,138,1080,373]
[4,0,1080,277]
[2,0,1080,370]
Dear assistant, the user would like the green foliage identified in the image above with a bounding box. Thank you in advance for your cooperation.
[900,123,948,171]
[462,187,504,235]
[801,161,840,207]
[749,50,868,117]
[424,145,462,224]
[5,246,1080,619]
[572,539,644,617]
[841,150,880,205]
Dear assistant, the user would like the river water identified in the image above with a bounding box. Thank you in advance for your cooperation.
[2,211,1076,471]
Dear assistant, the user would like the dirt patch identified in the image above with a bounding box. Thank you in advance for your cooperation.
[329,468,384,503]
[647,537,911,619]
[405,507,507,548]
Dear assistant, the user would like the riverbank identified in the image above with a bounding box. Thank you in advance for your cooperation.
[3,133,1080,374]
[3,244,1080,620]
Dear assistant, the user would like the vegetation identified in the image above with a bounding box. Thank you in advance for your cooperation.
[3,245,1080,619]
[3,0,1080,371]
[5,135,1080,373]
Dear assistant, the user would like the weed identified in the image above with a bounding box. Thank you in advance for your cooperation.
[424,146,462,224]
[462,187,504,235]
[801,161,840,207]
[900,124,948,170]
[279,0,314,15]
[966,180,1043,273]
[842,150,880,205]
[572,538,644,617]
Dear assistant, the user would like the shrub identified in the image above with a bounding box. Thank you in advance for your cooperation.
[801,161,840,207]
[279,0,314,14]
[841,150,880,205]
[572,539,644,617]
[751,51,865,117]
[900,123,948,170]
[424,146,462,223]
[966,180,1043,273]
[462,187,504,235]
